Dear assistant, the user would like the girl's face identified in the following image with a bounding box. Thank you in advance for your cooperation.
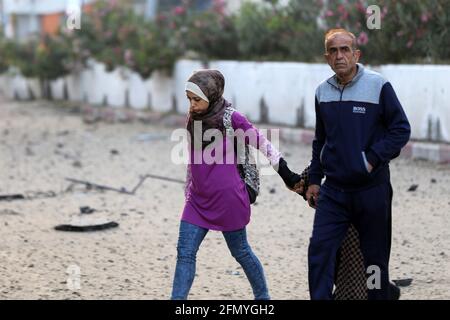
[186,91,209,115]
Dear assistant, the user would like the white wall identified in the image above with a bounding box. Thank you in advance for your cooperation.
[380,65,450,143]
[54,60,176,112]
[2,60,450,143]
[208,61,332,126]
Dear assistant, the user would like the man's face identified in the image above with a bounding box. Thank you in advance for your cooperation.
[325,33,360,78]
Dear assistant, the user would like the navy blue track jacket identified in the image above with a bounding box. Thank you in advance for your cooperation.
[309,64,411,191]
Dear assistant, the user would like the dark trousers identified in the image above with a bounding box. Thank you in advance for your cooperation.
[308,182,393,300]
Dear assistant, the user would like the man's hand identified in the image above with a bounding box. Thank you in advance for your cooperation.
[367,162,373,173]
[306,184,320,209]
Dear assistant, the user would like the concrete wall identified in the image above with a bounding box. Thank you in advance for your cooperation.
[380,64,450,143]
[208,61,332,127]
[2,60,450,143]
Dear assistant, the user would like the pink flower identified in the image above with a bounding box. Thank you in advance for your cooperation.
[213,0,226,14]
[421,12,429,23]
[355,1,365,14]
[172,6,186,16]
[156,14,166,22]
[381,6,388,19]
[406,39,414,48]
[357,32,369,46]
[325,10,334,17]
[337,4,348,20]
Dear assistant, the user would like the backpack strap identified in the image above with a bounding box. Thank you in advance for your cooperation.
[223,107,260,196]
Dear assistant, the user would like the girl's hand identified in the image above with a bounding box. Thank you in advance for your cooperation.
[287,179,305,194]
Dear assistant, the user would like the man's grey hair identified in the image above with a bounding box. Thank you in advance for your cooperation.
[324,28,358,52]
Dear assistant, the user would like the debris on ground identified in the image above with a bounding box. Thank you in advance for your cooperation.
[54,221,119,232]
[79,206,96,214]
[65,178,132,195]
[0,194,25,201]
[72,161,83,168]
[1,191,57,202]
[65,174,184,196]
[392,278,413,287]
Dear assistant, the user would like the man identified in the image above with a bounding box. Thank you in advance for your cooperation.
[297,165,401,300]
[305,28,411,300]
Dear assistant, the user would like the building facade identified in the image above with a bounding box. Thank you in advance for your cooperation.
[1,0,95,40]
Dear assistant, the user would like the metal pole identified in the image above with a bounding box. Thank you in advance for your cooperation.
[145,0,158,20]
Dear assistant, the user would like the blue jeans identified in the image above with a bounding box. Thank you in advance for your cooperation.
[171,221,270,300]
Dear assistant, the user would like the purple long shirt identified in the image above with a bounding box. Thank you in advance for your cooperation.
[181,111,281,231]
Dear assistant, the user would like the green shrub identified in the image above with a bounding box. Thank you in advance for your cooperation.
[321,0,450,64]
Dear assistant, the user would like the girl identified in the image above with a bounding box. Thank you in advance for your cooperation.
[171,69,301,300]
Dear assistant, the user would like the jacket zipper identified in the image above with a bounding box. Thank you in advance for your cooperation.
[339,84,346,101]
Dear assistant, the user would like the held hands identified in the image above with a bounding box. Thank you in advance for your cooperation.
[280,162,321,208]
[276,159,311,199]
[287,179,305,194]
[276,158,305,197]
[306,184,320,209]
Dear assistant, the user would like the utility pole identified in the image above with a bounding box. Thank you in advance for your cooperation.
[0,0,3,35]
[145,0,158,20]
[30,0,39,38]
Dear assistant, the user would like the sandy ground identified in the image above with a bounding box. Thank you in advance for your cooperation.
[0,96,449,300]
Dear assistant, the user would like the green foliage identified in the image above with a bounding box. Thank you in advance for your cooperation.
[235,2,287,60]
[8,35,71,80]
[185,9,240,61]
[7,39,40,78]
[0,35,10,74]
[81,0,141,71]
[35,35,72,80]
[1,0,448,83]
[321,0,450,64]
[234,1,323,62]
[128,19,181,78]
